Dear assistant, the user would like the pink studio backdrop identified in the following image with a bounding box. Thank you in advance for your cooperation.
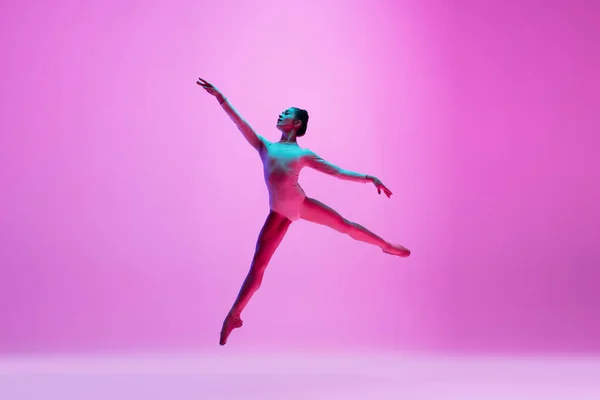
[1,0,598,355]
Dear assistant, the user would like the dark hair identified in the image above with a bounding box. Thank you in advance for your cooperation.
[292,107,309,137]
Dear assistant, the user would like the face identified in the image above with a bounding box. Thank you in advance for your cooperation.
[276,108,301,131]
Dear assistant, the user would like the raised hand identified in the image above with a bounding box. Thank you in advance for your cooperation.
[370,176,393,198]
[196,77,222,97]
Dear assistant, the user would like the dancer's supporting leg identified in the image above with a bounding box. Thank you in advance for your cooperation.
[220,210,292,345]
[298,197,410,257]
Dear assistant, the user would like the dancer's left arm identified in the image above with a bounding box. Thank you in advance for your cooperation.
[305,151,393,197]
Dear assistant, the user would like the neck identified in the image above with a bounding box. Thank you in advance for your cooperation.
[279,130,297,143]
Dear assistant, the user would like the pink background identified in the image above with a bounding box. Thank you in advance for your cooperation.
[1,0,598,355]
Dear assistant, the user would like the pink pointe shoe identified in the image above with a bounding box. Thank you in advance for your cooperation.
[219,313,243,346]
[382,243,411,258]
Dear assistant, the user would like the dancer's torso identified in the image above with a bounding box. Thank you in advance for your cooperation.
[259,140,309,198]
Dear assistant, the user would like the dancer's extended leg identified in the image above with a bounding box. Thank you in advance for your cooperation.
[298,197,410,257]
[220,210,292,345]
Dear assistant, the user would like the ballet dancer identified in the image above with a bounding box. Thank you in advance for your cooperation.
[196,77,411,346]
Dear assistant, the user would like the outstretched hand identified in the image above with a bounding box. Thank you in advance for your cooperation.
[370,176,393,198]
[196,77,222,97]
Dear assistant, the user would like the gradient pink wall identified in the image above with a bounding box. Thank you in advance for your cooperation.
[1,0,598,354]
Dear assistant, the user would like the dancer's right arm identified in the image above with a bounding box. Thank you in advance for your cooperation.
[197,77,264,151]
[219,97,264,151]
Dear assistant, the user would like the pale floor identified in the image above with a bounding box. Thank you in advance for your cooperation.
[1,350,598,399]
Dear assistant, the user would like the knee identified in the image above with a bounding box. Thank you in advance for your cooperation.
[338,218,352,234]
[247,266,266,288]
[250,258,268,274]
[252,248,271,270]
[250,249,271,274]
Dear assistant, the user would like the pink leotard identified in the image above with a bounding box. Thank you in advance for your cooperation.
[258,136,369,221]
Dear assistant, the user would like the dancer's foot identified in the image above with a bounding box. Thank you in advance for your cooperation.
[382,243,411,257]
[219,312,243,346]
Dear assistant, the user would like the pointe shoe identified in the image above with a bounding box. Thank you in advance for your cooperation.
[382,243,411,257]
[219,313,243,346]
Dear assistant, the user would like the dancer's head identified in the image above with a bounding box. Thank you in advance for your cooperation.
[276,107,309,137]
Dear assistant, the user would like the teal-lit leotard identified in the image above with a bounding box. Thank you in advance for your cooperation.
[257,136,368,221]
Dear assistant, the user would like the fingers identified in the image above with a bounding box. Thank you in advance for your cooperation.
[197,77,214,88]
[196,81,215,93]
[376,183,392,198]
[196,78,209,87]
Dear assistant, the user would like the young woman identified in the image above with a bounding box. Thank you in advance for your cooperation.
[196,78,411,345]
